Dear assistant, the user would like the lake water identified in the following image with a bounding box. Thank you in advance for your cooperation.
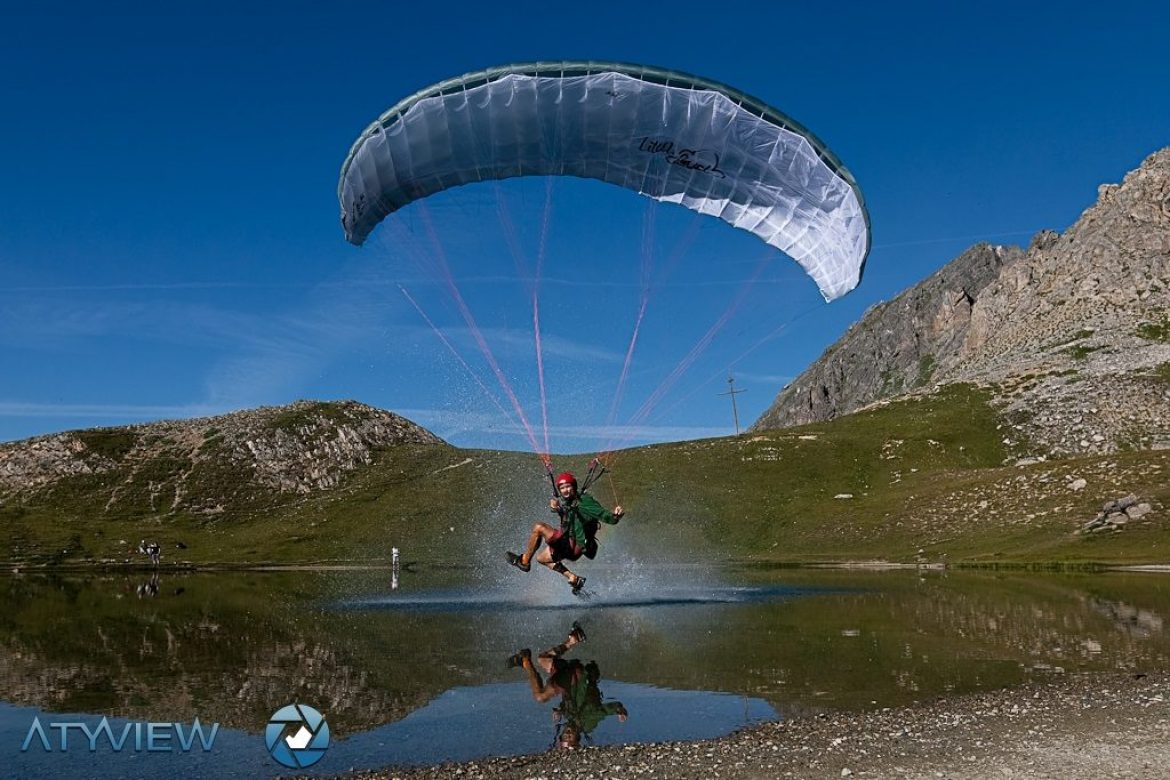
[1,566,1167,778]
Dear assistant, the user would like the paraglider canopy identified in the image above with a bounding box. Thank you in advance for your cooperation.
[338,61,870,302]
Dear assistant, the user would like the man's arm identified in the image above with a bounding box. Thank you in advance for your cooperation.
[579,494,624,525]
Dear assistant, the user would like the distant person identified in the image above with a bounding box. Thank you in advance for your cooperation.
[506,472,624,595]
[138,539,161,566]
[507,621,628,749]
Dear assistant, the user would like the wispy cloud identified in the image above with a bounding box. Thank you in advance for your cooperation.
[0,401,228,420]
[395,406,727,447]
[0,282,311,293]
[872,228,1039,249]
[434,326,624,365]
[198,268,412,407]
[0,399,728,449]
[0,260,424,416]
[733,371,796,386]
[0,298,294,349]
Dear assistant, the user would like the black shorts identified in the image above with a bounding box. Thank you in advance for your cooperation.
[548,529,584,562]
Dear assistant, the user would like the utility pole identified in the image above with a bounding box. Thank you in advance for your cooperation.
[718,373,747,435]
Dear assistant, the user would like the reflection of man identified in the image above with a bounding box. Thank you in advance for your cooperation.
[507,622,628,749]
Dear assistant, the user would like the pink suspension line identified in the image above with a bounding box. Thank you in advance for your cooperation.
[415,202,548,464]
[601,203,657,443]
[397,284,522,431]
[596,211,706,459]
[647,296,826,427]
[531,179,554,457]
[494,180,556,462]
[604,250,775,455]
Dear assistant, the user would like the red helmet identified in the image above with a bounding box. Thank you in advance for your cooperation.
[555,471,577,488]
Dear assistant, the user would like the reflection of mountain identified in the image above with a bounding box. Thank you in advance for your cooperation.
[1088,596,1165,639]
[706,572,1170,706]
[0,574,455,733]
[558,571,1170,711]
[0,571,1168,739]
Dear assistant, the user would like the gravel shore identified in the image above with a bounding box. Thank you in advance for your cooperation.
[337,672,1169,780]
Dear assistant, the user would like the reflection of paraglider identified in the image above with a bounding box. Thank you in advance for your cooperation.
[339,61,869,302]
[506,621,627,749]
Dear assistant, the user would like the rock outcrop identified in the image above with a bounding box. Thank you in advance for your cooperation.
[0,400,445,513]
[1080,494,1155,535]
[753,148,1170,459]
[752,242,1019,428]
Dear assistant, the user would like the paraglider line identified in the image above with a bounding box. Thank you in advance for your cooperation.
[396,284,522,433]
[415,202,547,462]
[602,207,702,434]
[533,178,554,457]
[494,181,556,460]
[646,296,823,430]
[605,249,773,452]
[602,202,659,441]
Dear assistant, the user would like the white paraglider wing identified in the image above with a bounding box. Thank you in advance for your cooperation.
[339,62,869,302]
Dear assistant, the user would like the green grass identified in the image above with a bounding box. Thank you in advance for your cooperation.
[1137,316,1170,342]
[267,400,356,431]
[915,354,937,387]
[3,385,1168,567]
[74,429,138,460]
[1061,343,1102,360]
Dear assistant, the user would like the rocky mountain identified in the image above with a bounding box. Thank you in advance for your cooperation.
[753,147,1170,459]
[0,400,445,515]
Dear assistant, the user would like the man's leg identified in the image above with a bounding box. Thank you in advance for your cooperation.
[522,522,559,567]
[540,621,585,661]
[506,649,557,703]
[523,658,560,704]
[535,547,582,588]
[509,523,558,572]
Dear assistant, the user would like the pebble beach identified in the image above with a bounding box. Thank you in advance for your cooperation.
[337,672,1169,780]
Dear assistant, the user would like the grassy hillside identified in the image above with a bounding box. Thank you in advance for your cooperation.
[2,385,1167,566]
[596,384,1169,564]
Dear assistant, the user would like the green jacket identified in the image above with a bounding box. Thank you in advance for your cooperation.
[557,493,619,548]
[553,660,623,735]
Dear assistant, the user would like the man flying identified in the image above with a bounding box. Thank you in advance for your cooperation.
[506,471,624,594]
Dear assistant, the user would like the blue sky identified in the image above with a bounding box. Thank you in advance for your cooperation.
[1,1,1167,454]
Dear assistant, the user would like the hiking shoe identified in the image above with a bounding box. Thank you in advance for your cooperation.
[570,575,587,595]
[506,552,530,572]
[568,621,586,643]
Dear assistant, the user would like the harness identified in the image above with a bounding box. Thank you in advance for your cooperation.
[546,459,608,559]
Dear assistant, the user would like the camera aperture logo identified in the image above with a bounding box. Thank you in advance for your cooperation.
[266,703,330,769]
